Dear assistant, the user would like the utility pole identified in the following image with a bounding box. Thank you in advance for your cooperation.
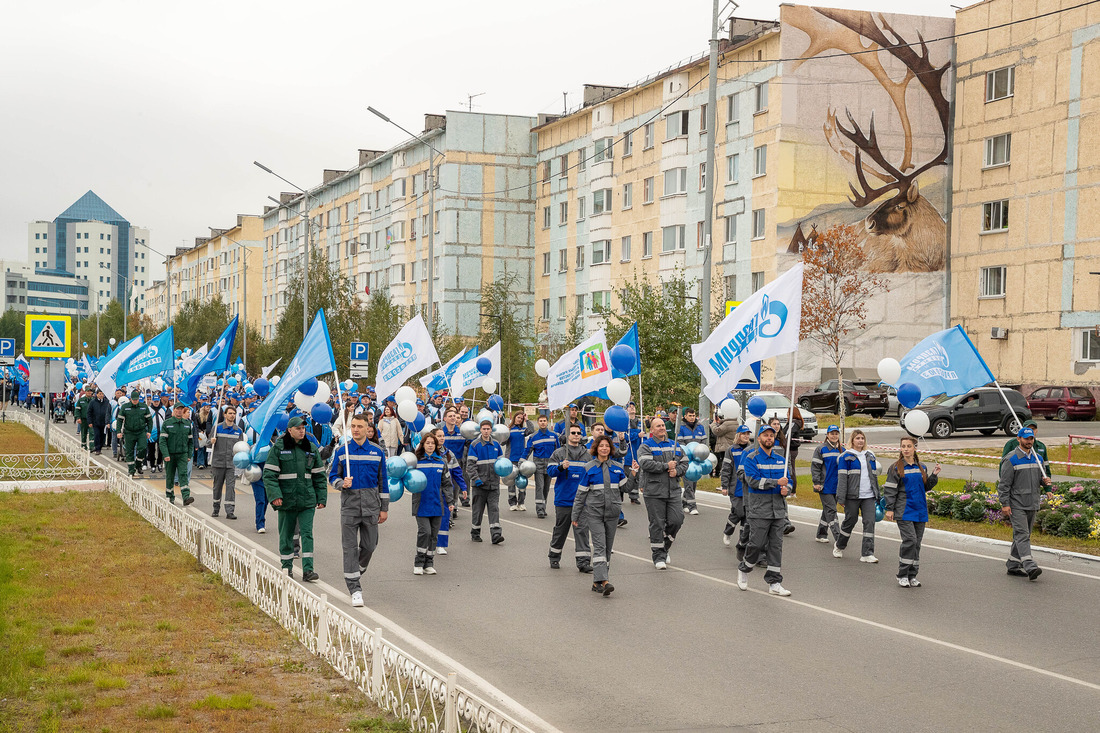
[699,0,721,420]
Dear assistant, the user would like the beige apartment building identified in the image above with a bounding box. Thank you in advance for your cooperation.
[951,0,1100,386]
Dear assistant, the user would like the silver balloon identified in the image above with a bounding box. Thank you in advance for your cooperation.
[477,409,495,425]
[508,466,520,480]
[518,460,537,478]
[491,423,510,443]
[245,465,263,483]
[401,451,418,470]
[707,452,718,466]
[460,420,480,441]
[692,443,710,462]
[232,440,250,456]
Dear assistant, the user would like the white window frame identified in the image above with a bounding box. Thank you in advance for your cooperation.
[623,130,633,156]
[699,162,707,191]
[643,231,654,258]
[643,123,654,149]
[559,249,568,273]
[542,298,551,321]
[661,225,686,253]
[984,133,1011,169]
[724,215,737,244]
[726,93,739,124]
[592,290,611,311]
[543,206,551,229]
[558,295,567,320]
[699,103,708,133]
[592,188,612,215]
[979,265,1007,298]
[985,66,1015,102]
[593,137,614,163]
[1080,329,1100,361]
[542,252,551,275]
[592,239,612,265]
[576,244,585,270]
[982,200,1009,233]
[622,182,633,210]
[577,147,586,171]
[664,110,689,140]
[643,177,654,204]
[577,196,586,220]
[754,82,769,114]
[621,235,632,262]
[726,153,739,183]
[559,201,568,225]
[751,209,766,240]
[559,154,569,178]
[751,271,765,292]
[663,167,688,197]
[753,145,767,177]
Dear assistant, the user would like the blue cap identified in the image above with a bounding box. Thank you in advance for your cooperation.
[569,403,578,408]
[758,424,776,436]
[1017,427,1035,439]
[736,424,751,434]
[827,424,840,433]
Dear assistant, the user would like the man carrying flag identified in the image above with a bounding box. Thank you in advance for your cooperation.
[264,416,327,582]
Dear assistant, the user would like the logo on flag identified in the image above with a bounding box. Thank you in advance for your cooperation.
[546,330,613,410]
[894,325,994,398]
[580,345,609,379]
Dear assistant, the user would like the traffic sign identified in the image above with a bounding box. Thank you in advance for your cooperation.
[350,342,370,379]
[0,338,13,366]
[25,315,71,358]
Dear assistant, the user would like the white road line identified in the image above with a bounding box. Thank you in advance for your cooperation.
[497,515,1100,694]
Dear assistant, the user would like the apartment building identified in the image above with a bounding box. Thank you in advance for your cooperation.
[2,259,91,319]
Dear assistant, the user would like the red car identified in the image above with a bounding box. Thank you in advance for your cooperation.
[1025,386,1097,421]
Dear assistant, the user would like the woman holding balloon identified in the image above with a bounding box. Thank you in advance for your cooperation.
[411,434,455,575]
[506,410,530,511]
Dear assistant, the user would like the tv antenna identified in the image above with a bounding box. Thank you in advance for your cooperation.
[465,92,485,111]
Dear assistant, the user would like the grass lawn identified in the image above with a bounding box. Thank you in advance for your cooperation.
[0,423,81,478]
[696,476,1100,556]
[951,443,1100,479]
[0,491,401,732]
[811,413,897,428]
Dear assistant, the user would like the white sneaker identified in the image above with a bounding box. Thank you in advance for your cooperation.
[897,577,910,588]
[769,583,791,596]
[437,547,448,555]
[425,567,437,575]
[518,504,527,511]
[860,555,879,564]
[257,527,266,534]
[413,567,424,575]
[722,534,731,547]
[689,508,699,516]
[509,505,518,511]
[664,554,671,566]
[832,545,843,558]
[815,537,830,543]
[655,561,667,570]
[351,591,364,607]
[737,570,748,590]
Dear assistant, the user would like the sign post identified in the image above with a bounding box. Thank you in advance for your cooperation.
[349,342,369,380]
[25,315,71,455]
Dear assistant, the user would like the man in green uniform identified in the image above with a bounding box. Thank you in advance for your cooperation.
[116,389,151,477]
[263,416,327,581]
[159,402,195,505]
[74,385,93,450]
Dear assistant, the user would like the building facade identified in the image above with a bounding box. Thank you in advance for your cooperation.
[951,0,1100,386]
[2,260,91,319]
[28,190,151,316]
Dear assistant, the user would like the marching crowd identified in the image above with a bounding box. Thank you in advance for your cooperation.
[56,378,1054,604]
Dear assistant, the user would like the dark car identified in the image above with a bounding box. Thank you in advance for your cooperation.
[798,379,889,417]
[905,387,1031,438]
[1026,386,1097,421]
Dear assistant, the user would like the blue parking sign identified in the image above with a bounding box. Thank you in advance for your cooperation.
[350,342,369,361]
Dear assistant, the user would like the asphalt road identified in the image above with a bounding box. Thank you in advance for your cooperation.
[119,458,1100,733]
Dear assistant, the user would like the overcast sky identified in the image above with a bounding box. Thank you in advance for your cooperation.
[0,0,961,284]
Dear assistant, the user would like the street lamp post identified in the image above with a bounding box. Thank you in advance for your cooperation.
[368,106,444,334]
[222,236,251,371]
[255,161,313,336]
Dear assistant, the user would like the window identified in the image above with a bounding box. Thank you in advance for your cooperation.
[592,290,611,311]
[621,235,632,261]
[665,111,689,139]
[1081,330,1100,360]
[577,196,586,220]
[754,145,767,177]
[559,201,569,225]
[699,163,707,191]
[576,294,585,314]
[724,215,737,244]
[697,222,707,249]
[980,265,1006,298]
[592,239,612,265]
[726,153,739,183]
[542,298,551,321]
[558,295,567,320]
[643,123,655,149]
[593,137,614,163]
[643,177,654,204]
[643,231,654,257]
[577,147,586,171]
[559,154,569,178]
[726,93,739,123]
[752,209,766,239]
[984,133,1011,168]
[752,271,765,292]
[35,233,40,240]
[593,188,612,215]
[543,206,551,229]
[559,249,568,272]
[982,200,1009,232]
[542,161,552,182]
[576,244,585,269]
[986,66,1015,102]
[699,103,708,132]
[542,252,551,275]
[623,131,633,156]
[754,82,769,113]
[622,182,633,209]
[662,225,686,252]
[724,274,736,299]
[663,168,687,196]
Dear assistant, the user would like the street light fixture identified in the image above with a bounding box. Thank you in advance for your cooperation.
[254,161,314,336]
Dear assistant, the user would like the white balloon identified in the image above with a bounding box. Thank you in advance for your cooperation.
[719,398,739,419]
[401,451,418,470]
[395,386,417,405]
[877,358,902,386]
[606,378,631,406]
[232,440,250,455]
[903,409,930,436]
[294,390,315,410]
[420,421,435,435]
[397,400,418,422]
[534,359,550,378]
[481,377,497,395]
[313,381,331,405]
[271,375,281,386]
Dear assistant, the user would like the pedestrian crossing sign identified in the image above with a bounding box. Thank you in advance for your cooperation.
[25,315,71,358]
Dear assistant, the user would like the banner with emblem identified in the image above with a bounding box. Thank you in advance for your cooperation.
[546,330,612,411]
[895,325,995,398]
[374,314,440,405]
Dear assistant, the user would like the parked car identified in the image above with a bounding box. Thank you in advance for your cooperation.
[884,385,904,417]
[742,391,818,440]
[798,380,889,417]
[1025,386,1097,421]
[903,387,1031,438]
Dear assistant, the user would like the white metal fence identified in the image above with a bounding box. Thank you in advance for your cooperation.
[2,410,105,488]
[13,408,536,733]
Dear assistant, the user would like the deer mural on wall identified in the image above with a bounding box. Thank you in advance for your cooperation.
[788,8,951,273]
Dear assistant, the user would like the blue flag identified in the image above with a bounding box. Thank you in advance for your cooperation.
[895,325,995,398]
[594,322,641,400]
[114,327,174,386]
[248,310,337,453]
[179,316,239,404]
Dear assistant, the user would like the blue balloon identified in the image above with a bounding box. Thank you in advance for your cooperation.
[404,469,427,494]
[253,378,270,397]
[233,451,252,470]
[276,412,290,431]
[386,456,409,480]
[487,395,504,412]
[515,474,528,490]
[227,376,238,387]
[604,405,629,433]
[412,412,426,432]
[83,341,88,348]
[217,378,225,387]
[388,478,405,502]
[299,377,318,396]
[700,459,715,475]
[311,403,334,424]
[252,445,270,464]
[494,457,513,478]
[747,396,767,418]
[685,462,704,482]
[897,382,922,409]
[476,356,492,375]
[174,349,182,358]
[875,497,887,522]
[348,383,359,394]
[609,344,637,374]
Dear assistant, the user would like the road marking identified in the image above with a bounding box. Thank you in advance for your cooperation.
[498,514,1100,694]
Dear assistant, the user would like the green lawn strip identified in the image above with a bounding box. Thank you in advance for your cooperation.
[0,491,398,732]
[0,423,82,479]
[811,413,897,428]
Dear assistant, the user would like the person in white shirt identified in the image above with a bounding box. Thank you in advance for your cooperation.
[833,429,882,563]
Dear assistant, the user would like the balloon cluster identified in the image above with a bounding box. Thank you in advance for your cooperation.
[877,358,928,436]
[393,385,432,435]
[683,441,717,482]
[385,451,425,502]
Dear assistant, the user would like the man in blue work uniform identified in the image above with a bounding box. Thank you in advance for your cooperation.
[737,424,792,596]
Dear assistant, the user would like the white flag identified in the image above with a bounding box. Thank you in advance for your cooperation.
[180,344,208,374]
[692,263,804,404]
[546,330,612,411]
[260,357,281,379]
[94,335,146,397]
[449,342,501,398]
[420,347,470,389]
[374,314,440,405]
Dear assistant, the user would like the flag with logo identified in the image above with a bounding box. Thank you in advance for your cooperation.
[93,335,146,397]
[449,342,501,398]
[179,317,238,404]
[421,346,478,395]
[693,263,804,405]
[593,322,640,399]
[180,344,208,374]
[546,330,613,410]
[114,327,174,386]
[249,310,338,450]
[894,325,995,398]
[374,314,439,404]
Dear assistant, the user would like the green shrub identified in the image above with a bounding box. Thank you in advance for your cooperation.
[1040,510,1067,535]
[962,501,988,522]
[1060,513,1091,538]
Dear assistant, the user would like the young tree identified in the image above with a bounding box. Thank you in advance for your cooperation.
[799,223,889,437]
[0,310,24,351]
[478,269,537,404]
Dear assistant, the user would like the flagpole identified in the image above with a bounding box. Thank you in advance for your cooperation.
[333,371,352,477]
[992,379,1048,480]
[782,351,798,481]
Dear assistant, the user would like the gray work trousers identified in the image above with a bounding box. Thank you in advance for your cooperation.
[533,458,550,514]
[415,515,442,568]
[896,520,925,579]
[549,505,591,567]
[470,486,501,539]
[644,494,683,564]
[211,466,236,513]
[837,497,876,557]
[504,473,526,507]
[682,480,697,511]
[724,495,749,552]
[816,492,840,541]
[342,514,379,594]
[589,516,617,583]
[1006,508,1038,574]
[739,517,784,584]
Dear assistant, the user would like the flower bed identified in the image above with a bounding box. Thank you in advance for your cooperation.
[926,480,1100,540]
